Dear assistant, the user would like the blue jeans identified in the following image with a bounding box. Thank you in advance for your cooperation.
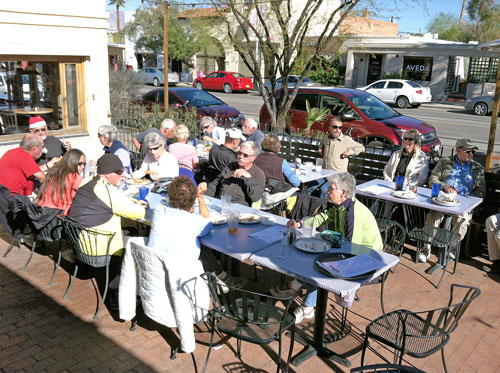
[306,178,329,199]
[303,283,318,307]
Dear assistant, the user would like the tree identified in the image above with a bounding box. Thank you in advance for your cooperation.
[427,12,472,42]
[208,0,361,132]
[109,0,126,31]
[123,4,212,67]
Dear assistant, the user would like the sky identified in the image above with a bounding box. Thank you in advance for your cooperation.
[105,0,468,35]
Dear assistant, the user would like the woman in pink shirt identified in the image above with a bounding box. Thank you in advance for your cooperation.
[36,149,86,215]
[169,125,199,184]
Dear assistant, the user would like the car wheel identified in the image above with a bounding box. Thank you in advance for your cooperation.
[396,96,409,108]
[195,81,203,90]
[153,77,160,87]
[410,103,421,108]
[473,102,488,116]
[223,84,233,94]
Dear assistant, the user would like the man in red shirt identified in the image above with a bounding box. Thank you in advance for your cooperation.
[0,134,57,195]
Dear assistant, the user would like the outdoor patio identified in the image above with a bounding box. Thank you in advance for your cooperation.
[0,228,499,373]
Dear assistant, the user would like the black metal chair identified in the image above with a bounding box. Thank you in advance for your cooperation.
[356,196,398,233]
[200,272,296,373]
[351,363,425,373]
[361,284,480,373]
[58,215,115,319]
[402,204,462,288]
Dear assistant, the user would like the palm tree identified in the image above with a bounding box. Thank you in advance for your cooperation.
[109,0,126,31]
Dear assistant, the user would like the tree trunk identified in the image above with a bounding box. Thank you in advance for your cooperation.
[116,4,120,31]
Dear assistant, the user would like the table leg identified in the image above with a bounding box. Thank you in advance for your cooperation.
[291,288,351,367]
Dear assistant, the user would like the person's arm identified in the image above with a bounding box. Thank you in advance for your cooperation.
[239,168,265,202]
[33,171,46,183]
[412,151,429,187]
[107,184,146,220]
[206,167,227,197]
[428,159,445,186]
[472,168,487,198]
[282,160,300,187]
[344,137,365,157]
[383,153,396,182]
[114,148,132,173]
[132,137,142,152]
[197,183,210,218]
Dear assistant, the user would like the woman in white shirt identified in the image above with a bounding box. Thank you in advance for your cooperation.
[133,132,179,181]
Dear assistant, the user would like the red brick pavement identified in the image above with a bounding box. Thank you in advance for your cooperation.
[1,229,499,372]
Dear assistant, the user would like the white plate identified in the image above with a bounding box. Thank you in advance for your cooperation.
[392,191,418,199]
[294,238,330,253]
[431,197,461,207]
[211,213,227,225]
[238,213,261,224]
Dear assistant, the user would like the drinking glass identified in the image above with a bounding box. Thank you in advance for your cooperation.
[221,194,231,216]
[302,216,314,238]
[139,186,149,201]
[431,183,441,198]
[315,158,323,172]
[395,175,404,191]
[305,162,313,177]
[228,211,238,234]
[277,230,288,259]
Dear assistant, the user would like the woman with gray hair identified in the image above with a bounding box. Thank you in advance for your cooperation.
[133,131,179,181]
[201,116,225,145]
[272,172,382,323]
[383,128,429,186]
[98,124,132,174]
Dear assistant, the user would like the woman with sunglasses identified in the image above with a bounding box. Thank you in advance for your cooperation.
[383,128,429,186]
[133,132,179,181]
[36,148,86,214]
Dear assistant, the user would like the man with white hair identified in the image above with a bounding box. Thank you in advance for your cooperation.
[205,128,246,182]
[242,118,264,151]
[132,118,177,159]
[201,116,226,145]
[29,116,71,166]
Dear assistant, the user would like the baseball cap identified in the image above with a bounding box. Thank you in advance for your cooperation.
[455,139,478,150]
[97,154,124,174]
[226,128,246,141]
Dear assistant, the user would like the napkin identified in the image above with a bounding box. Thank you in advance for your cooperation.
[438,190,457,202]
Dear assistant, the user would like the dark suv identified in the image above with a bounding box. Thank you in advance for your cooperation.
[259,87,441,153]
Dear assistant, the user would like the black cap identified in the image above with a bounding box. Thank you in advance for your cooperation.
[97,154,123,174]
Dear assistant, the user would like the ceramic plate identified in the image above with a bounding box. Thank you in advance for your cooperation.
[431,197,461,207]
[294,238,330,253]
[392,190,418,199]
[238,213,261,224]
[211,213,227,225]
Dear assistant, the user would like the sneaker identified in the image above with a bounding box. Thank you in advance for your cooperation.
[270,284,301,298]
[449,250,456,261]
[417,248,431,263]
[293,306,315,324]
[215,275,247,293]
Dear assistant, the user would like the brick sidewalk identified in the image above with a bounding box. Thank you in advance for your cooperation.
[1,229,499,372]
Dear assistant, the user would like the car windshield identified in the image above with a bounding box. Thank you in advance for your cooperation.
[405,80,421,88]
[346,92,400,120]
[176,90,224,107]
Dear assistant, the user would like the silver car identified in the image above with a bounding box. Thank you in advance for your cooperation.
[262,75,321,96]
[464,95,494,116]
[136,67,179,87]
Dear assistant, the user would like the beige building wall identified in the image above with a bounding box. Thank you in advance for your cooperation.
[0,1,111,160]
[340,15,398,36]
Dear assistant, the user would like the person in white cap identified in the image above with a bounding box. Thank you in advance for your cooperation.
[29,115,71,166]
[204,127,246,182]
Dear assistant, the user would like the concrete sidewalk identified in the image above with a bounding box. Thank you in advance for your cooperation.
[1,228,499,372]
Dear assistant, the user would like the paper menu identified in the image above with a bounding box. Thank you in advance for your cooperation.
[358,185,391,195]
[317,254,385,278]
[248,225,287,244]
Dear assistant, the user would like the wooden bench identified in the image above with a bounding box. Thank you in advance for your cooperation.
[348,150,392,184]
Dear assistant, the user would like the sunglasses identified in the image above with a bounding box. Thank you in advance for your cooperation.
[202,126,210,130]
[116,170,124,176]
[149,145,161,151]
[77,162,86,166]
[330,125,342,129]
[32,127,47,133]
[403,137,416,142]
[237,151,254,158]
[464,149,475,155]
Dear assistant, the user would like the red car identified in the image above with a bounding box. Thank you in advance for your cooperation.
[259,87,441,153]
[193,71,254,93]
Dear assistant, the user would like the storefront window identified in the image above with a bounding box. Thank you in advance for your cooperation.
[0,58,84,136]
[403,57,433,82]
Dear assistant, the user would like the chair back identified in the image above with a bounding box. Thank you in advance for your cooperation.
[0,111,18,132]
[58,215,115,267]
[351,363,425,373]
[380,220,406,256]
[401,203,427,234]
[201,272,294,342]
[357,196,397,221]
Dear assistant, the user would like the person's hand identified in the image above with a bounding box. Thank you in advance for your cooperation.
[286,219,299,229]
[203,135,213,143]
[341,150,350,159]
[137,200,148,208]
[62,138,71,150]
[150,171,160,180]
[48,157,62,169]
[233,169,251,179]
[443,185,457,194]
[197,183,207,197]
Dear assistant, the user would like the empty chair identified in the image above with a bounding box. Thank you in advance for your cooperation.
[351,363,425,373]
[361,284,480,373]
[58,215,115,319]
[0,111,18,133]
[201,272,296,373]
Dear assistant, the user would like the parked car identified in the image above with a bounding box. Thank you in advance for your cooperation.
[193,71,254,93]
[263,75,321,96]
[357,79,432,108]
[464,95,494,116]
[259,87,441,153]
[136,67,179,87]
[136,87,245,127]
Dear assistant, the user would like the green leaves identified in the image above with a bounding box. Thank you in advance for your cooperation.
[306,100,330,130]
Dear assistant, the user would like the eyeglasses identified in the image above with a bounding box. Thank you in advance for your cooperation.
[330,125,342,129]
[149,145,161,151]
[77,162,86,166]
[464,149,475,155]
[403,137,416,142]
[116,170,124,176]
[32,127,47,133]
[202,126,210,130]
[237,151,254,158]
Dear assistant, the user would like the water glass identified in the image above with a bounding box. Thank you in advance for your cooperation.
[395,175,404,191]
[315,158,323,172]
[302,216,314,238]
[431,183,441,198]
[139,186,149,201]
[221,194,231,216]
[305,162,313,177]
[228,211,238,234]
[277,230,288,259]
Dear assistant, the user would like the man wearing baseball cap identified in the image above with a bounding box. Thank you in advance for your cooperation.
[29,115,71,166]
[419,138,486,263]
[203,127,246,183]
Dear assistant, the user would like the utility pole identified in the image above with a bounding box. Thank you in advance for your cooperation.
[459,0,466,26]
[163,1,169,109]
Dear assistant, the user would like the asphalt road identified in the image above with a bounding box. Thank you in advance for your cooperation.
[209,90,500,155]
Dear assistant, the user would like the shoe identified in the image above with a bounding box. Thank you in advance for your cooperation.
[417,248,431,263]
[270,284,301,298]
[449,250,456,261]
[215,275,247,293]
[293,306,315,324]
